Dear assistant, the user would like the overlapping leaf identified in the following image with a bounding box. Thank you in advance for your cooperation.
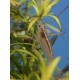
[42,0,59,17]
[10,0,20,6]
[45,23,62,35]
[28,17,38,31]
[47,14,62,31]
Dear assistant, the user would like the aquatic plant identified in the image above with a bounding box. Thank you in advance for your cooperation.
[10,0,69,80]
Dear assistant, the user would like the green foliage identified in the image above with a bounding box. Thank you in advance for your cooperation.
[27,0,62,32]
[10,0,69,80]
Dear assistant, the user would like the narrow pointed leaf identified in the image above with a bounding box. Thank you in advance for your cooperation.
[43,57,60,80]
[31,0,40,16]
[42,0,59,17]
[10,49,37,59]
[43,0,51,10]
[45,23,62,35]
[48,14,62,31]
[28,17,38,31]
[32,4,40,16]
[34,72,41,80]
[32,0,37,5]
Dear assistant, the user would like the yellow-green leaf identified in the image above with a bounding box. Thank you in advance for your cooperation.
[10,0,20,6]
[32,0,37,5]
[10,49,37,59]
[34,72,41,80]
[28,17,38,31]
[48,14,62,31]
[45,23,62,35]
[32,4,40,16]
[42,0,59,17]
[31,0,40,16]
[42,57,60,80]
[43,0,51,10]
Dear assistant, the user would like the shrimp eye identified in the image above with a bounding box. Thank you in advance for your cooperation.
[39,25,41,27]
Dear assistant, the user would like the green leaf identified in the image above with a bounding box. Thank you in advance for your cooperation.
[43,0,51,10]
[10,42,32,46]
[42,0,59,17]
[10,0,20,7]
[48,14,62,31]
[33,49,46,67]
[23,74,28,80]
[45,23,62,35]
[11,55,23,73]
[19,0,26,4]
[13,73,23,80]
[32,4,40,16]
[31,0,40,16]
[32,0,37,5]
[10,49,37,59]
[28,17,38,31]
[10,50,15,55]
[42,57,61,80]
[47,57,60,78]
[22,53,27,67]
[34,72,41,80]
